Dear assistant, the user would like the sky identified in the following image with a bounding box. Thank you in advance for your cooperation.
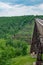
[0,0,43,16]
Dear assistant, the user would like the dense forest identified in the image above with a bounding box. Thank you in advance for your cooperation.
[0,16,35,43]
[0,15,43,65]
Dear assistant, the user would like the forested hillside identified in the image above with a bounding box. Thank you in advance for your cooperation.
[0,15,43,65]
[0,16,34,43]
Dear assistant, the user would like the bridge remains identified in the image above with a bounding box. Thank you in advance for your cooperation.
[30,18,43,65]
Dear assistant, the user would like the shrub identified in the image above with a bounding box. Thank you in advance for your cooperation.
[6,39,28,56]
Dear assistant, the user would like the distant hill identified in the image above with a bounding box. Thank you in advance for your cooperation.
[0,15,43,43]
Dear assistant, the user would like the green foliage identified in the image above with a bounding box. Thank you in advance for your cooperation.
[6,39,28,56]
[0,39,28,65]
[0,47,15,65]
[0,16,34,43]
[0,15,43,65]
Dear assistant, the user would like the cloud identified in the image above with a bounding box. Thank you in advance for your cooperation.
[0,2,43,16]
[0,2,11,9]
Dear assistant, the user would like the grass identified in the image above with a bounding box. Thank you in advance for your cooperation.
[6,55,36,65]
